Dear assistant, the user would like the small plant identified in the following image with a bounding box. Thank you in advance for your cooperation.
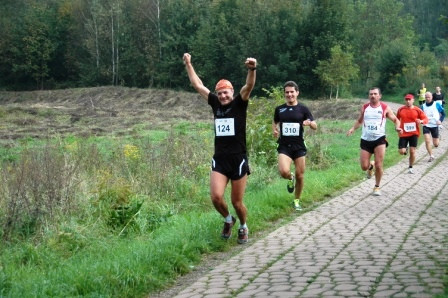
[0,143,81,241]
[93,172,143,235]
[123,144,140,160]
[246,88,284,167]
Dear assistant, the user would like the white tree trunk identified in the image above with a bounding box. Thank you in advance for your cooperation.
[157,0,161,59]
[111,10,115,85]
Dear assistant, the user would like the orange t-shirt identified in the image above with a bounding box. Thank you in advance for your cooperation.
[396,105,428,137]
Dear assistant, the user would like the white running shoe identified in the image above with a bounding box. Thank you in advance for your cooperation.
[372,187,381,196]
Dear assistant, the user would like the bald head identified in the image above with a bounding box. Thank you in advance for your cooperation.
[425,92,433,103]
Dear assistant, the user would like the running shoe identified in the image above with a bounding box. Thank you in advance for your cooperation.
[366,162,374,179]
[221,216,236,239]
[428,155,435,162]
[408,168,414,174]
[293,199,302,211]
[237,227,248,244]
[372,187,381,196]
[287,174,295,193]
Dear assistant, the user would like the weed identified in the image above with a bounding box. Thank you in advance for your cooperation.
[0,143,81,240]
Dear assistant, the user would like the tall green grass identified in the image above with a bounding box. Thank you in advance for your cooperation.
[0,96,406,297]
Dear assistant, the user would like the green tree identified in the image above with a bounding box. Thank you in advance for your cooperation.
[350,0,415,90]
[400,0,448,48]
[16,3,57,89]
[375,40,414,92]
[313,45,359,99]
[297,0,353,93]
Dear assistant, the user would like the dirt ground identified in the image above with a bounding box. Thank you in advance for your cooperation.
[0,86,370,144]
[0,86,212,142]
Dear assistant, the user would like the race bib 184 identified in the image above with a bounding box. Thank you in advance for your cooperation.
[365,121,379,131]
[215,118,235,136]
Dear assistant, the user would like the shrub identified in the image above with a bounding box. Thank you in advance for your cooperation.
[0,143,81,240]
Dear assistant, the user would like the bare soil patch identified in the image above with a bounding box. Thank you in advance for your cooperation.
[0,87,367,144]
[0,86,212,141]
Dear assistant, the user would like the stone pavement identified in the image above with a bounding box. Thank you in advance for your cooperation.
[174,129,448,297]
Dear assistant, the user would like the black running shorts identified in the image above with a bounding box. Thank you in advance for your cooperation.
[360,136,388,154]
[277,143,307,160]
[398,135,418,149]
[211,154,250,180]
[423,126,439,138]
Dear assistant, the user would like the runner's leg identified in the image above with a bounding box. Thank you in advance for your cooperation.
[373,144,386,187]
[278,153,293,179]
[210,171,230,217]
[409,147,416,167]
[360,149,373,171]
[424,133,433,157]
[293,156,306,199]
[230,175,248,225]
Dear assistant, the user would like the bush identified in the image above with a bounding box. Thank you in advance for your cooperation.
[0,144,81,240]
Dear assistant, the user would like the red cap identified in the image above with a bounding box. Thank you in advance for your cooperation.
[404,94,414,100]
[215,79,233,91]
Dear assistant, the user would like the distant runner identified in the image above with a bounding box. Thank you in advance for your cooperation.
[418,83,426,106]
[396,94,428,174]
[421,92,445,162]
[347,87,401,196]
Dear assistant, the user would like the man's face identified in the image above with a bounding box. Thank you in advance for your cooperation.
[284,86,299,104]
[404,97,414,107]
[425,93,433,103]
[216,88,234,105]
[369,89,381,104]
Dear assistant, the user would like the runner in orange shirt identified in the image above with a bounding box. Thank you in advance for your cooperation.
[396,94,428,173]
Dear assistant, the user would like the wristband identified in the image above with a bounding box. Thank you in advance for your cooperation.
[248,67,256,71]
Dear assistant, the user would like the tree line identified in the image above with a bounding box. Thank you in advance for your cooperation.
[0,0,447,97]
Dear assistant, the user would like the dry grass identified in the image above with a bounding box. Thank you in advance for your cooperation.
[0,87,212,141]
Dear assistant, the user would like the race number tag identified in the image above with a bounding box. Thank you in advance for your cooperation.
[282,122,301,136]
[215,118,235,136]
[426,111,437,124]
[365,121,379,132]
[404,122,416,132]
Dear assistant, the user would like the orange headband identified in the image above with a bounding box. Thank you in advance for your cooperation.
[215,79,233,91]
